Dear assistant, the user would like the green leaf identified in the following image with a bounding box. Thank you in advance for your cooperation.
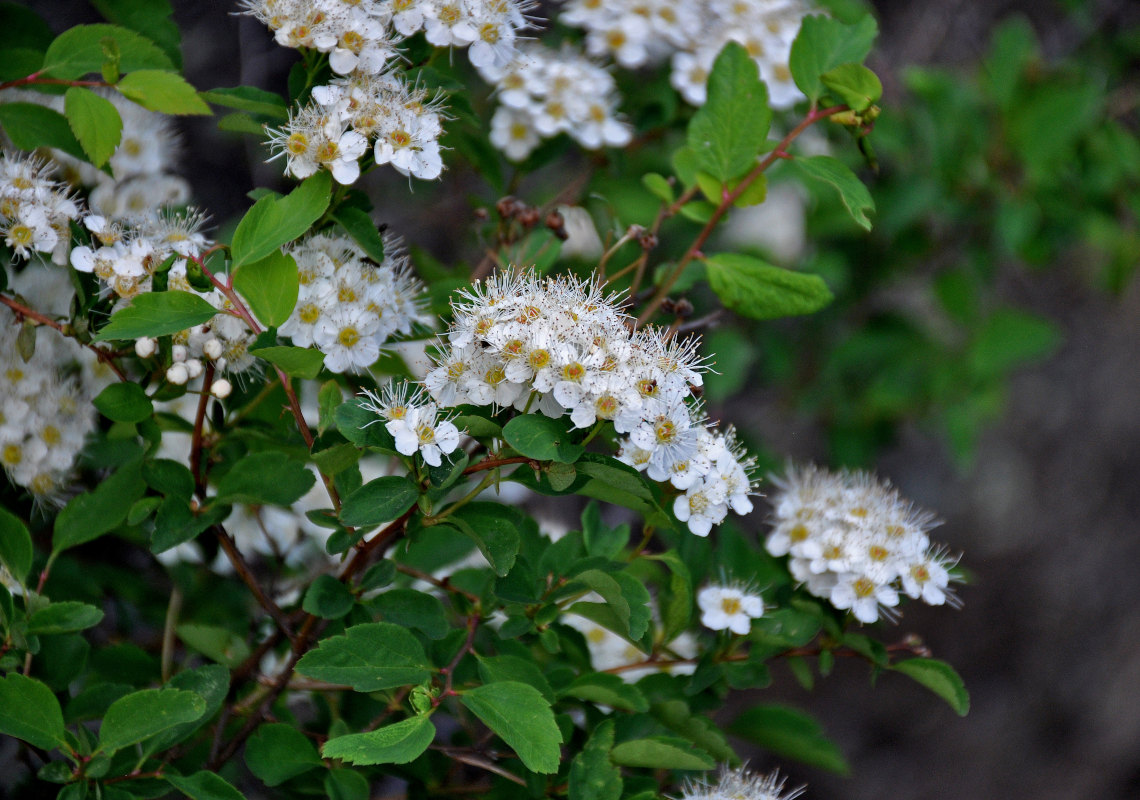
[249,343,323,379]
[199,86,288,119]
[28,601,104,635]
[146,664,228,751]
[176,623,250,668]
[569,719,622,800]
[325,768,369,800]
[332,207,387,263]
[233,251,300,328]
[303,574,355,619]
[502,414,584,463]
[142,458,195,499]
[0,674,66,750]
[788,14,878,102]
[41,23,174,79]
[567,569,651,641]
[793,155,875,231]
[820,63,882,111]
[312,443,360,476]
[727,704,849,774]
[443,503,521,577]
[648,552,693,643]
[890,658,970,716]
[478,655,556,703]
[151,499,229,554]
[322,715,436,766]
[687,41,772,182]
[339,475,418,528]
[164,771,245,800]
[230,173,332,269]
[93,383,153,424]
[651,700,737,764]
[969,309,1060,379]
[53,460,146,554]
[609,737,714,770]
[245,723,322,786]
[0,507,33,583]
[94,290,218,341]
[704,253,833,320]
[90,0,182,68]
[0,103,85,160]
[215,451,315,506]
[335,399,398,451]
[295,622,431,691]
[373,589,449,640]
[558,673,648,713]
[459,681,562,774]
[64,87,122,168]
[642,173,675,204]
[114,68,210,114]
[98,688,206,754]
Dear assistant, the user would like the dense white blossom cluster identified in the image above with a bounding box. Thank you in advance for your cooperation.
[0,308,106,503]
[680,768,804,800]
[281,232,429,373]
[362,382,461,466]
[556,0,809,109]
[477,44,632,161]
[411,270,756,536]
[0,152,81,265]
[766,464,961,623]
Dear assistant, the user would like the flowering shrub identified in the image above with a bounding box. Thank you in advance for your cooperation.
[0,1,976,799]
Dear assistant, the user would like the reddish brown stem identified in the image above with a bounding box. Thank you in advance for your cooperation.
[0,294,128,381]
[0,72,108,91]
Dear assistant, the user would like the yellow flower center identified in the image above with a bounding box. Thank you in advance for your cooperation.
[286,132,309,156]
[853,578,877,599]
[720,597,742,615]
[42,426,61,446]
[527,349,550,370]
[561,362,585,382]
[337,326,360,348]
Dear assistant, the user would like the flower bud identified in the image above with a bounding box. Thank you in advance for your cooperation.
[134,337,158,358]
[185,359,203,379]
[171,344,188,363]
[211,378,233,399]
[203,337,224,360]
[166,363,189,385]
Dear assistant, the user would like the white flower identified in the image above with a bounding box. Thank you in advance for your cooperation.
[314,305,381,373]
[386,403,461,467]
[680,767,804,800]
[698,584,764,634]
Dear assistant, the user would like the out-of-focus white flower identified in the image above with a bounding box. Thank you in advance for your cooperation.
[698,584,765,634]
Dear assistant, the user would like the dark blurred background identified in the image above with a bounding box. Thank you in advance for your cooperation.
[21,1,1140,798]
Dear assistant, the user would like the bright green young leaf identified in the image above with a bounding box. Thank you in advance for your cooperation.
[94,383,153,424]
[215,451,316,506]
[249,344,324,379]
[890,658,970,716]
[459,681,562,774]
[0,507,33,583]
[793,155,875,230]
[199,86,288,119]
[295,622,431,691]
[230,172,332,268]
[373,589,449,640]
[609,737,715,770]
[115,69,210,114]
[28,602,105,635]
[53,460,146,554]
[503,414,584,463]
[788,14,878,102]
[94,290,218,341]
[322,715,436,766]
[41,24,174,80]
[332,206,387,263]
[0,674,67,750]
[90,0,182,68]
[820,63,882,111]
[727,704,850,774]
[164,771,245,800]
[233,251,299,328]
[443,503,521,577]
[245,723,323,785]
[98,688,206,754]
[642,173,675,204]
[303,574,355,619]
[64,87,122,168]
[339,475,418,527]
[0,103,86,161]
[558,673,648,713]
[569,719,622,800]
[688,42,771,182]
[704,253,833,320]
[176,623,250,668]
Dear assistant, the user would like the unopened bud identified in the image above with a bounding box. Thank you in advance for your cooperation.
[171,344,188,363]
[185,359,203,379]
[203,338,224,360]
[517,207,540,228]
[166,363,189,385]
[211,378,233,399]
[134,337,157,358]
[545,210,567,240]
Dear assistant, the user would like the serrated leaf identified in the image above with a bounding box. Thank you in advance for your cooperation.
[0,103,85,160]
[146,664,228,752]
[64,87,122,168]
[789,14,878,102]
[296,622,431,691]
[794,154,875,230]
[53,460,146,554]
[558,673,648,712]
[727,704,850,774]
[41,24,174,80]
[569,719,622,800]
[322,715,436,766]
[245,723,322,785]
[164,771,245,800]
[820,63,882,111]
[610,737,714,770]
[98,688,206,754]
[89,0,182,68]
[94,382,153,424]
[373,589,449,640]
[94,290,218,341]
[215,452,315,506]
[200,86,288,119]
[0,507,33,583]
[28,601,104,635]
[332,206,386,263]
[890,658,970,716]
[0,674,66,750]
[502,414,584,463]
[230,173,332,269]
[478,655,556,703]
[459,681,562,774]
[233,251,299,328]
[339,475,418,528]
[704,252,833,320]
[303,574,355,619]
[443,503,521,577]
[687,42,771,182]
[115,69,210,114]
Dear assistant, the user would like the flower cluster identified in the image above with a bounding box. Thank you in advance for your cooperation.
[362,382,461,466]
[556,0,809,109]
[477,44,632,162]
[765,464,961,623]
[280,232,429,373]
[697,583,765,634]
[1,152,81,265]
[680,767,804,800]
[421,270,757,536]
[0,308,105,503]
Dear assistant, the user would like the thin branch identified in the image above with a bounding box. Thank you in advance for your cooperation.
[431,747,526,786]
[212,525,295,640]
[0,294,128,381]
